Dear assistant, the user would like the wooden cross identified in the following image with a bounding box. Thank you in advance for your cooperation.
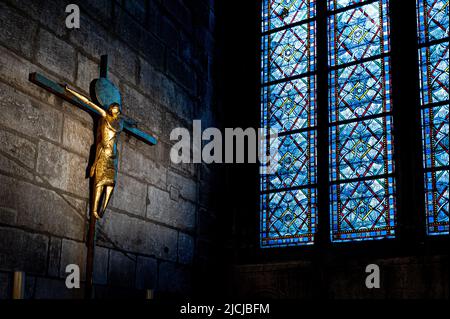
[29,56,157,145]
[29,55,157,298]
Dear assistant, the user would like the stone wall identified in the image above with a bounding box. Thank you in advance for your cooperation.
[230,255,449,299]
[0,0,222,299]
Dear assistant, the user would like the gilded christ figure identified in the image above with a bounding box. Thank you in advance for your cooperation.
[65,86,123,219]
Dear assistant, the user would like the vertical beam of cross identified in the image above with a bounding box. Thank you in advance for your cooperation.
[85,55,109,299]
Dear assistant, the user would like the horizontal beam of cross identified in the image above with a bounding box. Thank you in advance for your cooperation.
[29,72,157,146]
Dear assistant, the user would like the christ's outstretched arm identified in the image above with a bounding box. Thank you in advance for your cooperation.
[65,85,107,117]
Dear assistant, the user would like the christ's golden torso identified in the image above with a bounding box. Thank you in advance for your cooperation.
[90,115,123,187]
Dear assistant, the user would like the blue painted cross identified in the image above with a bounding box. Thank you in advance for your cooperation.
[29,55,157,299]
[29,55,157,145]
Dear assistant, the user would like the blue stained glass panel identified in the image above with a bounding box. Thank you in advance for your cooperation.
[262,0,316,32]
[422,104,449,169]
[330,177,396,242]
[261,189,316,247]
[262,22,316,83]
[425,170,449,235]
[417,0,449,43]
[330,116,394,181]
[328,1,390,67]
[417,0,449,236]
[262,132,316,191]
[262,77,316,132]
[419,42,449,105]
[328,0,396,242]
[261,0,317,247]
[329,58,391,123]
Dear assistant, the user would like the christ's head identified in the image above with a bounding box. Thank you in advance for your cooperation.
[108,103,121,117]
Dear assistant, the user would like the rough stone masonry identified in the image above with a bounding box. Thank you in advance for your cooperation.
[0,0,222,298]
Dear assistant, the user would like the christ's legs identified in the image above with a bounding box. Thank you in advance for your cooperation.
[99,186,115,218]
[92,185,104,219]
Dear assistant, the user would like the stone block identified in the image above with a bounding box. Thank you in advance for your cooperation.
[0,129,35,181]
[147,185,196,230]
[111,173,147,218]
[69,13,113,59]
[37,29,76,82]
[76,54,99,94]
[114,5,142,49]
[0,2,38,59]
[121,83,162,135]
[60,239,87,281]
[0,82,63,143]
[178,232,194,265]
[93,246,109,285]
[14,0,72,37]
[0,175,86,241]
[167,170,197,202]
[120,142,167,189]
[135,255,157,290]
[167,52,197,95]
[48,237,62,277]
[110,40,138,84]
[139,58,194,121]
[63,100,94,126]
[0,208,17,225]
[99,212,178,261]
[169,185,179,201]
[0,128,36,171]
[62,116,94,157]
[34,277,84,299]
[0,47,53,104]
[36,140,89,197]
[0,226,48,275]
[108,250,136,288]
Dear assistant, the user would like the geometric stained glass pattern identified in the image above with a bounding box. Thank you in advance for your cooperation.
[330,177,396,241]
[417,0,449,236]
[262,23,316,83]
[425,170,449,235]
[262,77,316,132]
[330,116,395,181]
[261,0,317,247]
[417,0,449,43]
[328,1,390,67]
[328,0,396,242]
[422,105,449,170]
[419,42,449,105]
[262,0,316,32]
[261,189,317,247]
[262,132,316,191]
[329,58,392,122]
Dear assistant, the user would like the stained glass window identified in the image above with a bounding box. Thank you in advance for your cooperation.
[260,0,317,247]
[328,0,397,242]
[417,0,449,235]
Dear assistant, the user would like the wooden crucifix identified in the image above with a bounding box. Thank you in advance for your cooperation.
[29,55,157,298]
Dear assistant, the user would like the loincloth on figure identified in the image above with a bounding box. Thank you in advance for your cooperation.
[90,151,117,187]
